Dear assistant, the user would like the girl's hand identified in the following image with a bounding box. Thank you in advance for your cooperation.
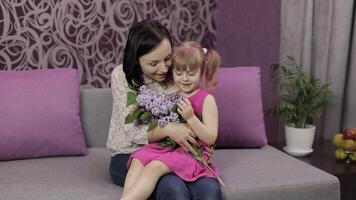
[164,123,198,152]
[177,98,195,120]
[203,146,215,164]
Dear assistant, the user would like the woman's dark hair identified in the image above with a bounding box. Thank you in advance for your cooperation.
[123,19,173,91]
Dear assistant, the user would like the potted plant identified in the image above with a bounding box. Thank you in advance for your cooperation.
[269,56,334,156]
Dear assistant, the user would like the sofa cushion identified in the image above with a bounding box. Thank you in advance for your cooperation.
[212,67,267,148]
[80,89,113,147]
[214,146,339,200]
[0,147,340,200]
[0,148,118,200]
[0,69,87,160]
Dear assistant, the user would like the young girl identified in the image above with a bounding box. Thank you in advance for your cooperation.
[121,41,221,200]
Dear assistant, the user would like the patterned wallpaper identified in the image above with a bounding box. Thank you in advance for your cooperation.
[0,0,217,88]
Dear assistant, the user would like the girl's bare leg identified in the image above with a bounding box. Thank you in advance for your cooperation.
[122,158,144,196]
[121,160,171,200]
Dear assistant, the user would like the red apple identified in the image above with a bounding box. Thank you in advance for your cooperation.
[342,128,356,139]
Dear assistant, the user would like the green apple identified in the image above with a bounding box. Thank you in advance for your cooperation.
[332,133,345,148]
[343,139,356,151]
[349,152,356,161]
[335,148,347,160]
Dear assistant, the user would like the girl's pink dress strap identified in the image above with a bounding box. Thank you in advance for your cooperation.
[188,89,210,114]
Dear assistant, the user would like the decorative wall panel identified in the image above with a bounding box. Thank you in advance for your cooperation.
[0,0,216,88]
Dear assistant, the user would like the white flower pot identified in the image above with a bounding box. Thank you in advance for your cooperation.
[284,124,315,156]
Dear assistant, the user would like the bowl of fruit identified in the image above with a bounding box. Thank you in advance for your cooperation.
[333,128,356,164]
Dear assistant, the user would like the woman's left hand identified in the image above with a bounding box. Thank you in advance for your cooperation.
[182,123,197,138]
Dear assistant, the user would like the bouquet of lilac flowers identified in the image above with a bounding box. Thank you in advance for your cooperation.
[125,85,225,186]
[125,85,184,131]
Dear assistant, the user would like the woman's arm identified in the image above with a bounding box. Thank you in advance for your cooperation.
[147,125,167,142]
[148,123,198,151]
[178,95,218,145]
[107,66,149,148]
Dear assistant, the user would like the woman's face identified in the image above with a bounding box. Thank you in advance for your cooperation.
[139,39,172,82]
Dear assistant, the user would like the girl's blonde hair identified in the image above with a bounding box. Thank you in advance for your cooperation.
[171,41,221,88]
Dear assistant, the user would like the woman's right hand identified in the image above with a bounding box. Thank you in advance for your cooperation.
[164,123,198,152]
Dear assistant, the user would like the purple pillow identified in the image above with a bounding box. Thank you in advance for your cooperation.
[212,67,267,148]
[0,69,87,160]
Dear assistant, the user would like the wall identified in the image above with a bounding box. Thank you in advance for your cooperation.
[0,0,282,142]
[0,0,216,88]
[216,0,281,142]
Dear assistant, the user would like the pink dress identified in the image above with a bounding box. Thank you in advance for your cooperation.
[127,89,220,182]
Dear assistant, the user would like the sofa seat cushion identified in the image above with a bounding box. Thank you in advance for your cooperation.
[214,146,340,200]
[0,148,119,200]
[0,147,339,200]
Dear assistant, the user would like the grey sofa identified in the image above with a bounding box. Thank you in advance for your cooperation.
[0,89,340,200]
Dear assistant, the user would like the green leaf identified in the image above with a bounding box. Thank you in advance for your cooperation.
[133,108,144,118]
[124,114,134,124]
[140,111,152,121]
[148,119,158,132]
[286,55,295,63]
[124,108,143,124]
[127,91,138,106]
[271,63,280,72]
[158,138,178,149]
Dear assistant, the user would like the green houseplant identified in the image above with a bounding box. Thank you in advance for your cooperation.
[269,56,334,156]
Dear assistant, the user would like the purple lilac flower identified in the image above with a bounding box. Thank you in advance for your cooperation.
[169,112,180,121]
[166,91,184,105]
[157,111,181,127]
[135,86,184,128]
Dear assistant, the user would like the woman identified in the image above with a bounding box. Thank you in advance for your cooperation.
[106,19,222,200]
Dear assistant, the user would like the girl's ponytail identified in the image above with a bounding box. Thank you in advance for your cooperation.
[204,49,221,88]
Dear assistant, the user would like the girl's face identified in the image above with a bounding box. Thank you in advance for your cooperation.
[173,67,201,94]
[139,39,172,82]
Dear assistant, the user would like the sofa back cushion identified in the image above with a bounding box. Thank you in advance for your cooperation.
[79,66,267,149]
[212,67,267,148]
[80,89,112,147]
[0,69,87,160]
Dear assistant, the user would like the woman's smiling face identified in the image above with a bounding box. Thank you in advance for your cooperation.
[138,39,172,82]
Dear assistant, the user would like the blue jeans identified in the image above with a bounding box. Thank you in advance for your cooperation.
[155,173,222,200]
[109,154,222,200]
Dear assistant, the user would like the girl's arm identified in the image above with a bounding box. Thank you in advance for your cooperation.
[178,95,218,145]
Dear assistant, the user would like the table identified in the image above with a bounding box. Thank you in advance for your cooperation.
[271,140,356,200]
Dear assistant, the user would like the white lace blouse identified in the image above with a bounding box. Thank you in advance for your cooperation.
[106,65,177,155]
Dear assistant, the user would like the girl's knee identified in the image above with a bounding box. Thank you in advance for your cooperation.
[146,160,170,173]
[130,158,141,166]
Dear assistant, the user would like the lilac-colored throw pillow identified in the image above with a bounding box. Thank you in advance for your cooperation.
[0,69,87,160]
[212,67,267,148]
